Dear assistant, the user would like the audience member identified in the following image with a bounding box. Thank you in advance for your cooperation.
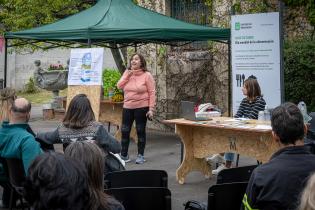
[37,94,122,172]
[24,152,89,210]
[242,102,315,210]
[0,98,42,208]
[0,87,16,122]
[299,172,315,210]
[65,141,124,210]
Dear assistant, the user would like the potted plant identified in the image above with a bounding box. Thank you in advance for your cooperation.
[102,68,123,102]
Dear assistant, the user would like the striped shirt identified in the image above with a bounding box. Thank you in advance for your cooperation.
[234,96,266,119]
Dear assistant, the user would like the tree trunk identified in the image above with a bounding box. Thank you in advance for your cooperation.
[109,43,126,74]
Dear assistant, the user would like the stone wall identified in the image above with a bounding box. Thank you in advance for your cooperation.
[136,0,219,131]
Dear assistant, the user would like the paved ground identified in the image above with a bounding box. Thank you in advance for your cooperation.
[1,105,258,210]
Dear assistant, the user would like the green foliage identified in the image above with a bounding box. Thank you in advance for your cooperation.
[284,39,315,111]
[102,68,122,97]
[23,77,39,94]
[0,0,95,34]
[283,0,315,26]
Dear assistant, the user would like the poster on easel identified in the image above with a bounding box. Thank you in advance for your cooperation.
[231,12,281,115]
[68,48,104,86]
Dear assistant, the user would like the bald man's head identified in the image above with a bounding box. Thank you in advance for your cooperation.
[10,98,31,122]
[12,98,31,113]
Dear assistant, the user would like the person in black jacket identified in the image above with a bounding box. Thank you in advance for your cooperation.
[242,102,315,210]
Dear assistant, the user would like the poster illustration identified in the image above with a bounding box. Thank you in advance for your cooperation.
[68,48,104,85]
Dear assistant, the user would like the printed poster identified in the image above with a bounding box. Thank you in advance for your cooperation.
[68,48,104,85]
[231,12,281,114]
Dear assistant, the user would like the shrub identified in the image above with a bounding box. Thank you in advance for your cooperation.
[23,77,39,94]
[284,38,315,111]
[102,68,122,97]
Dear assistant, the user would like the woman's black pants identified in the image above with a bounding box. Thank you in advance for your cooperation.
[121,107,149,156]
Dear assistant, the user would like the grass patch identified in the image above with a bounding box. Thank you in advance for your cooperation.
[17,89,67,105]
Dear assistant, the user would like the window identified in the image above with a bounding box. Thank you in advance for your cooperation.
[171,0,212,50]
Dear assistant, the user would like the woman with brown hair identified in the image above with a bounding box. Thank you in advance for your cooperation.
[117,53,156,164]
[234,77,266,119]
[299,172,315,210]
[65,142,124,210]
[211,77,266,175]
[0,88,16,122]
[37,94,123,172]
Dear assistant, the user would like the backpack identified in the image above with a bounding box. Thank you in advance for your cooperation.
[105,152,125,173]
[183,200,207,210]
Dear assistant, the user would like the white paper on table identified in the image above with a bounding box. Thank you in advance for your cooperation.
[254,125,272,130]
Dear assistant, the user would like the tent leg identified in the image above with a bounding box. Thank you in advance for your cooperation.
[228,40,232,117]
[4,38,8,88]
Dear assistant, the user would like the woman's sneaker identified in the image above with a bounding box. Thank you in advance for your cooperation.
[135,154,146,164]
[120,154,131,163]
[212,164,227,175]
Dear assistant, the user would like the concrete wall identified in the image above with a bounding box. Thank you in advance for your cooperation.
[0,48,117,90]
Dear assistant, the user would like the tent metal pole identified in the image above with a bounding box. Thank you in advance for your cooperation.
[279,1,285,103]
[228,39,232,117]
[4,38,8,88]
[88,39,92,47]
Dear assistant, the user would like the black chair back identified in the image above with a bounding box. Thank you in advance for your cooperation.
[106,187,171,210]
[208,182,248,210]
[5,158,29,210]
[6,159,25,190]
[216,165,257,184]
[104,170,168,189]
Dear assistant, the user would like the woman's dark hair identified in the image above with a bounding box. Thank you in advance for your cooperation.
[63,94,95,129]
[128,53,147,71]
[24,152,89,210]
[244,78,262,102]
[65,142,112,210]
[271,102,305,145]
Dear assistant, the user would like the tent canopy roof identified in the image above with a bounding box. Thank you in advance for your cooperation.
[4,0,230,45]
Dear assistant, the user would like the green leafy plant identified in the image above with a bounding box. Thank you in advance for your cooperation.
[102,68,122,97]
[23,77,39,94]
[284,38,315,111]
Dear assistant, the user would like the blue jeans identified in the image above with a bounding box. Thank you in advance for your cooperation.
[224,152,235,162]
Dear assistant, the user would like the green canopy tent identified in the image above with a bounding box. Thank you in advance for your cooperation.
[4,0,229,44]
[3,0,231,112]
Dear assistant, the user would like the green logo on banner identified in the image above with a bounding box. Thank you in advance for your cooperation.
[235,22,240,30]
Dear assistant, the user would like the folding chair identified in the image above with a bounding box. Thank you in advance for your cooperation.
[105,187,171,210]
[207,182,248,210]
[5,158,30,210]
[104,170,168,189]
[216,165,257,184]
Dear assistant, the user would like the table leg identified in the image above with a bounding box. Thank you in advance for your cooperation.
[175,125,211,184]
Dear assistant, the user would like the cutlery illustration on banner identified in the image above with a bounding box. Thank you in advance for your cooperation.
[242,74,245,86]
[236,74,240,87]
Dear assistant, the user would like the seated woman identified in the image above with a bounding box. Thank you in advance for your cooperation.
[212,77,266,175]
[65,141,125,210]
[23,152,89,210]
[37,94,123,172]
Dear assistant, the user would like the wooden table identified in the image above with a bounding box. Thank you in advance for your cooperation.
[164,117,277,184]
[99,100,137,142]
